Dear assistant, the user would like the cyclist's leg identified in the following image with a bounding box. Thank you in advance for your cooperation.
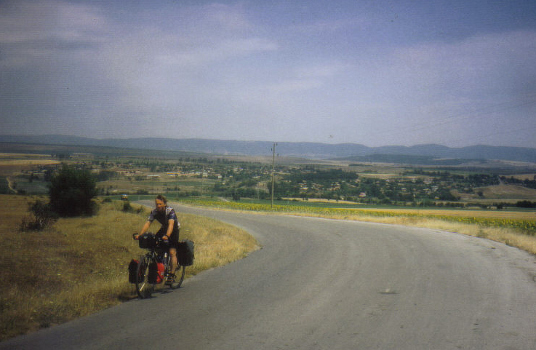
[168,229,180,276]
[164,247,178,286]
[169,247,178,274]
[169,238,185,288]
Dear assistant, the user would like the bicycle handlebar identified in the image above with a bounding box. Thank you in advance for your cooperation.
[135,232,169,250]
[133,232,160,240]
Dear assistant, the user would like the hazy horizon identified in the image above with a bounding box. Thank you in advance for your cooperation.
[1,0,536,148]
[5,133,536,151]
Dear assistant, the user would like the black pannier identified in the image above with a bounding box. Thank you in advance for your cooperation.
[177,239,194,266]
[139,233,157,249]
[128,259,139,283]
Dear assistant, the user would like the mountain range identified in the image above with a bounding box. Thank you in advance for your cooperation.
[1,134,536,164]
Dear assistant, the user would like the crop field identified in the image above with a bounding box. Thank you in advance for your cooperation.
[180,198,536,237]
[210,196,536,219]
[0,154,59,169]
[355,207,536,220]
[97,177,217,196]
[480,184,536,200]
[0,159,59,166]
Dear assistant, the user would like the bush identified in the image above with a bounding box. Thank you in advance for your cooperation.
[19,200,58,231]
[48,164,98,217]
[122,200,133,212]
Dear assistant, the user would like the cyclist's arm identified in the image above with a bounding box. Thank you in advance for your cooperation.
[134,221,152,240]
[162,219,174,240]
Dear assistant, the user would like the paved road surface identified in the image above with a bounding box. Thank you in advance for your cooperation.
[2,203,536,349]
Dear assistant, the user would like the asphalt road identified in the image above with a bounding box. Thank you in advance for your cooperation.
[3,203,536,349]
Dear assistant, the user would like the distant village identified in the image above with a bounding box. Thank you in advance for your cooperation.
[8,151,536,209]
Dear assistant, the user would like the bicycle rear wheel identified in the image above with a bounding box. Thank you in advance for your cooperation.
[163,253,185,289]
[171,265,185,289]
[136,255,154,298]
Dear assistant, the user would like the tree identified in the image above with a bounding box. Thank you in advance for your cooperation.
[48,164,98,217]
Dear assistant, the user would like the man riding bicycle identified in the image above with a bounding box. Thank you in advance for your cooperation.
[134,195,180,285]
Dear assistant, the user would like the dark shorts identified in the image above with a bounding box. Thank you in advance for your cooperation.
[156,228,179,250]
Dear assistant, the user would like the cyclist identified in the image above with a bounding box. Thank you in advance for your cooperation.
[134,195,180,285]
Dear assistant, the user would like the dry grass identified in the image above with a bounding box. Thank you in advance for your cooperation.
[183,215,259,271]
[0,195,259,341]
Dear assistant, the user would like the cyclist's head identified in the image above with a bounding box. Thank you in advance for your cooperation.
[155,194,167,204]
[155,195,167,212]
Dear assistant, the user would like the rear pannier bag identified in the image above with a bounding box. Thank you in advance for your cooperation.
[177,240,195,266]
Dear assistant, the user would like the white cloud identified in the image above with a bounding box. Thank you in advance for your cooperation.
[294,62,348,79]
[265,79,323,94]
[259,63,345,95]
[158,37,277,67]
[292,18,363,34]
[0,0,108,67]
[200,3,253,31]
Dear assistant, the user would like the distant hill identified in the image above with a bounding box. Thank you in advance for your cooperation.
[1,135,536,163]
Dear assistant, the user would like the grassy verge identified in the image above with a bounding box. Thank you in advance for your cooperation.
[180,198,536,255]
[0,195,259,341]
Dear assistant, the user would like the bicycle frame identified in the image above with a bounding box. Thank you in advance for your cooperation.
[134,233,185,298]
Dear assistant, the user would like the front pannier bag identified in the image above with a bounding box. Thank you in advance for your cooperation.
[148,261,165,284]
[128,259,139,283]
[177,239,195,266]
[139,233,157,249]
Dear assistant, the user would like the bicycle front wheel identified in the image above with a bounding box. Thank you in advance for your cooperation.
[136,255,154,298]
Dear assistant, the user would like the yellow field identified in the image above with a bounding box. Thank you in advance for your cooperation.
[354,207,536,220]
[0,154,60,176]
[0,153,52,158]
[0,153,59,166]
[282,197,358,205]
[0,160,59,166]
[182,198,536,255]
[280,198,536,220]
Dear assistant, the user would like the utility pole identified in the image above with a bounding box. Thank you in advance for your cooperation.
[271,142,277,209]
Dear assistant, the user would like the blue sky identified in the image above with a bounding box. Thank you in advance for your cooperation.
[1,0,536,147]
